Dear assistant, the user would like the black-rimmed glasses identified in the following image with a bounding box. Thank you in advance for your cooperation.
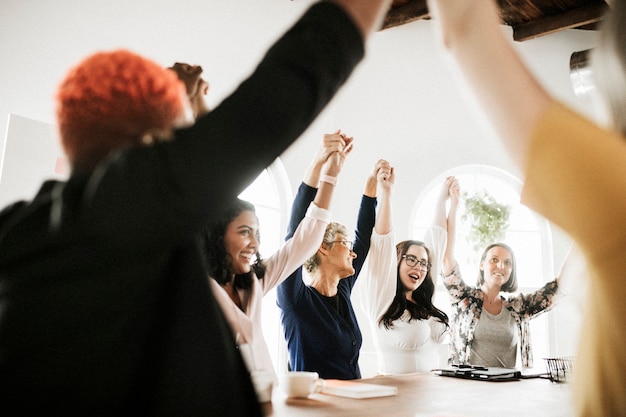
[402,255,431,271]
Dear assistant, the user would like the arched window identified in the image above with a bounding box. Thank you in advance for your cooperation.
[238,159,292,374]
[410,164,554,366]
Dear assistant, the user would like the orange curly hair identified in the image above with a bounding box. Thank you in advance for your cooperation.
[56,49,186,172]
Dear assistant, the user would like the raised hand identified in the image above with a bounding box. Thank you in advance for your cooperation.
[448,176,460,208]
[377,160,394,193]
[168,62,210,118]
[321,130,354,178]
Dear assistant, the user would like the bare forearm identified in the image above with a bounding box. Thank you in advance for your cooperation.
[432,190,448,229]
[442,203,458,274]
[314,181,335,211]
[363,175,377,198]
[375,188,392,234]
[330,0,393,39]
[304,159,325,188]
[429,0,552,170]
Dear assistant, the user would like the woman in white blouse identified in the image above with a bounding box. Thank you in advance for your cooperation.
[360,175,456,374]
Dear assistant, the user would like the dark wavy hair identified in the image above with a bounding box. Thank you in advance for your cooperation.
[200,198,265,290]
[476,242,518,292]
[378,240,449,330]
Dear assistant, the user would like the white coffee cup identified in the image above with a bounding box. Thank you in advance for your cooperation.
[279,371,325,398]
[250,370,274,403]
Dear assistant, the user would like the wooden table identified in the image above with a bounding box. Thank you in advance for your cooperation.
[262,373,574,417]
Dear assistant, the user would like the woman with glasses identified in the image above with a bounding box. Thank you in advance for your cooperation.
[440,180,559,369]
[359,176,451,375]
[201,132,352,383]
[277,159,388,380]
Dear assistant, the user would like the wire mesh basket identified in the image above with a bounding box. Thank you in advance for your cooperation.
[543,357,574,382]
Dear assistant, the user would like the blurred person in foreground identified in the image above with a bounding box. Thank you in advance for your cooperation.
[427,0,626,415]
[0,0,393,415]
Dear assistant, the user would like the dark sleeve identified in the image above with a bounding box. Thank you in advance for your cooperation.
[285,182,317,241]
[85,3,364,245]
[346,195,377,288]
[277,182,317,307]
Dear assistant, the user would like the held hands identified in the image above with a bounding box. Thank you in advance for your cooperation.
[376,160,394,193]
[320,130,354,178]
[437,176,457,203]
[369,159,389,182]
[168,62,210,118]
[364,159,390,197]
[189,79,210,117]
[437,176,460,205]
[447,176,460,207]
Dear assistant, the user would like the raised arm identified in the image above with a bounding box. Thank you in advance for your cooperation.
[441,177,460,276]
[374,161,394,235]
[309,131,354,212]
[359,160,396,317]
[364,159,386,198]
[432,176,455,230]
[350,160,386,286]
[286,131,353,240]
[427,0,552,170]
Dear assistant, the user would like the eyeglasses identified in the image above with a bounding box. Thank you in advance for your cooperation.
[402,255,431,271]
[331,240,354,251]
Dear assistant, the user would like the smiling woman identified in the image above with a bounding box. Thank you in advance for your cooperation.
[358,175,451,376]
[200,132,351,384]
[440,179,560,369]
[411,165,556,365]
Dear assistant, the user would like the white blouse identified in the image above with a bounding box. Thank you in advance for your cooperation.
[359,226,449,374]
[210,202,330,382]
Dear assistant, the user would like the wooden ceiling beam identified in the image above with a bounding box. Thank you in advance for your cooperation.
[511,2,608,41]
[380,0,607,41]
[382,0,429,30]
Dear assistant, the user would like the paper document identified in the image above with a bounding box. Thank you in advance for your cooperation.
[321,379,398,399]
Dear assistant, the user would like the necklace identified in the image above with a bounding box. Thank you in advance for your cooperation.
[487,295,500,304]
[481,285,501,305]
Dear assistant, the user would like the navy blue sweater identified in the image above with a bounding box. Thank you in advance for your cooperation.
[277,183,376,379]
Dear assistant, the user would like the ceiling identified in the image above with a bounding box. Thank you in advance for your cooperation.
[384,0,609,41]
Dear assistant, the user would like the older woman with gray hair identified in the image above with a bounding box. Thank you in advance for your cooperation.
[277,159,390,380]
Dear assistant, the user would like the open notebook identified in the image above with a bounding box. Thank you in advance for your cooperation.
[321,379,398,399]
[434,366,522,382]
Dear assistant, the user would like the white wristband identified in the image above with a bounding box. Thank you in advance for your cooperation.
[320,175,337,186]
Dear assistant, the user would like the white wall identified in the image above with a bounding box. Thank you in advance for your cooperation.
[0,0,599,245]
[1,0,598,373]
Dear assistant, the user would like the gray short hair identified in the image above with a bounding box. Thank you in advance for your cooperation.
[304,222,348,273]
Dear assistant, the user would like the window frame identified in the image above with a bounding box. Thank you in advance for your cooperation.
[409,164,556,366]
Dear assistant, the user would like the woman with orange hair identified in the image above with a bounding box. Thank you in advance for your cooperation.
[0,1,393,415]
[56,50,194,173]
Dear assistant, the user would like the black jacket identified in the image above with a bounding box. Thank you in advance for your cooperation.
[0,3,363,416]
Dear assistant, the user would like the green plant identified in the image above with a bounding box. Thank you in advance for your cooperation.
[461,191,511,255]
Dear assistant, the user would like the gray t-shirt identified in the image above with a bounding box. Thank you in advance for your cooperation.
[469,307,518,368]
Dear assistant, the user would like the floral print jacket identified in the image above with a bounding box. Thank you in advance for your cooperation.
[441,264,559,368]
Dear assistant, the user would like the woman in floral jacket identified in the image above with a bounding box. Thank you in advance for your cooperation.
[440,181,559,369]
